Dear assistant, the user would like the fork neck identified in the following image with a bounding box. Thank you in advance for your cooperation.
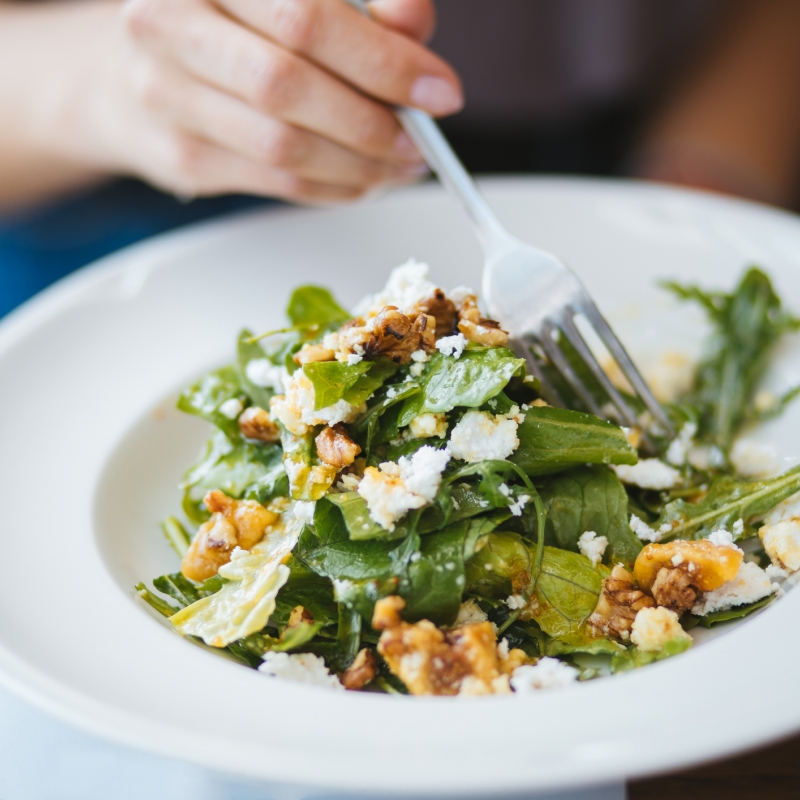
[398,109,511,253]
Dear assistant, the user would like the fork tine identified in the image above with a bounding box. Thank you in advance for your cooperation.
[578,298,675,437]
[513,336,567,408]
[538,321,605,418]
[558,312,639,428]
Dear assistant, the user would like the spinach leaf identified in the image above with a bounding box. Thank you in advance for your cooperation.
[181,432,284,524]
[538,466,642,564]
[322,492,389,541]
[286,285,350,330]
[177,366,244,440]
[344,360,399,406]
[664,267,800,449]
[610,637,691,673]
[270,559,338,630]
[398,348,525,425]
[303,361,371,409]
[351,382,421,457]
[511,406,637,476]
[658,464,800,540]
[465,531,532,598]
[235,329,274,409]
[532,546,602,639]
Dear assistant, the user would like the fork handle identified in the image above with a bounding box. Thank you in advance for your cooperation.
[344,0,507,249]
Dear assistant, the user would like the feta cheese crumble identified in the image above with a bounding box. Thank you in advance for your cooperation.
[760,519,800,572]
[292,501,316,524]
[665,421,697,467]
[764,491,800,525]
[408,412,448,439]
[730,440,781,479]
[630,514,662,543]
[455,599,488,625]
[577,531,608,565]
[510,658,579,692]
[506,594,527,610]
[357,446,450,530]
[259,652,343,689]
[436,333,468,358]
[706,528,742,551]
[631,607,690,652]
[245,359,287,392]
[448,410,520,463]
[219,397,243,419]
[270,369,365,436]
[354,259,437,317]
[613,459,681,490]
[691,561,775,616]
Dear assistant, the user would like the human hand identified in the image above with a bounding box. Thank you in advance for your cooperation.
[89,0,462,202]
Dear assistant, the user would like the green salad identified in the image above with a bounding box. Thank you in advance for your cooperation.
[137,261,800,695]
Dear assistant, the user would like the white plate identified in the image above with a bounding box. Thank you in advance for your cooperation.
[3,177,800,797]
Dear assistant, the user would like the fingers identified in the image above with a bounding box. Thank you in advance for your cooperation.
[367,0,436,43]
[125,0,424,164]
[134,58,428,188]
[214,0,463,114]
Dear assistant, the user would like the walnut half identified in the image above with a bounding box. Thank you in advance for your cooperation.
[238,406,280,442]
[315,423,362,469]
[341,648,378,690]
[588,565,655,640]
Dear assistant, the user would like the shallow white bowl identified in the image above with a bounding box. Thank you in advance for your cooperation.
[2,178,800,797]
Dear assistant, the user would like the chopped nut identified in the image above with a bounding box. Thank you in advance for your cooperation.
[634,540,742,594]
[341,648,378,690]
[588,565,655,640]
[373,595,513,696]
[292,343,336,365]
[650,566,698,613]
[338,306,436,365]
[181,490,279,581]
[412,290,457,338]
[456,293,508,347]
[238,406,280,442]
[287,605,314,628]
[315,423,362,468]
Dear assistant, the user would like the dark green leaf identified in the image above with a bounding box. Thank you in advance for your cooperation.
[302,360,371,409]
[177,366,244,439]
[286,285,350,329]
[235,328,275,409]
[465,530,532,599]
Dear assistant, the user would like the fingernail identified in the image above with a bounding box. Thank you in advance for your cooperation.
[394,131,422,161]
[409,76,463,115]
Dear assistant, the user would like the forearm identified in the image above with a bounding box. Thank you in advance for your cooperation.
[0,0,123,211]
[637,0,800,206]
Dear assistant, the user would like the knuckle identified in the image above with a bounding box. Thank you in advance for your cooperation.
[351,110,394,154]
[122,0,164,39]
[251,52,296,113]
[269,0,319,53]
[165,131,205,179]
[258,125,303,169]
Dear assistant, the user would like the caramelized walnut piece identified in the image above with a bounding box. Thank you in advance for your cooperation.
[372,596,514,696]
[293,343,336,365]
[634,540,742,593]
[650,566,698,614]
[181,490,279,581]
[588,565,655,640]
[287,605,314,628]
[341,648,378,690]
[456,294,509,347]
[238,406,280,442]
[413,290,457,338]
[338,306,436,365]
[315,423,362,469]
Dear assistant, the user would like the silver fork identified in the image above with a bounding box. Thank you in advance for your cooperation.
[346,0,674,438]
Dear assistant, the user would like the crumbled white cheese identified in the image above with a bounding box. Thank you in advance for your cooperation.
[766,563,790,581]
[706,528,742,551]
[730,440,781,479]
[259,652,343,690]
[245,359,287,392]
[760,519,800,572]
[357,446,450,530]
[506,594,527,610]
[510,658,579,692]
[436,333,468,358]
[630,514,662,543]
[733,518,744,537]
[508,494,530,517]
[411,349,430,363]
[408,413,448,439]
[613,459,681,490]
[764,491,800,526]
[346,353,363,366]
[687,444,727,471]
[455,599,488,626]
[409,362,426,377]
[665,421,697,467]
[692,561,775,616]
[496,638,510,659]
[577,531,608,565]
[630,607,690,652]
[335,473,361,492]
[218,397,243,420]
[354,259,438,317]
[270,369,365,436]
[448,285,475,306]
[448,410,519,463]
[292,501,316,524]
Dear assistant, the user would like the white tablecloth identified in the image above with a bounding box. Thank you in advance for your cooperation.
[0,685,626,800]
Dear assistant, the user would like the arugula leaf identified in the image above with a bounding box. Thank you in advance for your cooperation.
[181,432,284,524]
[511,406,637,476]
[398,348,525,425]
[658,464,800,540]
[538,466,642,564]
[286,285,350,330]
[610,636,692,673]
[664,267,800,449]
[532,546,602,639]
[177,366,244,440]
[235,329,275,409]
